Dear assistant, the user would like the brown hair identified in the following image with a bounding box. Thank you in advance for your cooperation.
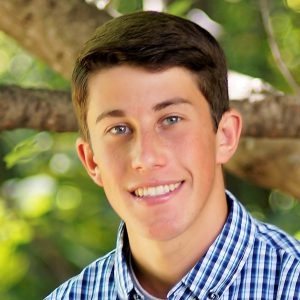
[72,11,229,141]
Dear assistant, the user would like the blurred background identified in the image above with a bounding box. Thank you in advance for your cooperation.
[0,0,300,299]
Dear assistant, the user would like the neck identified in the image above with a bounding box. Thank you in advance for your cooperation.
[127,182,228,298]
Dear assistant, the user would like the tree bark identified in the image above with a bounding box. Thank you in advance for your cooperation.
[234,94,300,138]
[0,0,111,79]
[0,85,76,132]
[227,138,300,199]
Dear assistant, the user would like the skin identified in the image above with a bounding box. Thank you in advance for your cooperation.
[77,65,242,297]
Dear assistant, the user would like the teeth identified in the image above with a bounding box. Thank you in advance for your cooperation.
[134,182,180,198]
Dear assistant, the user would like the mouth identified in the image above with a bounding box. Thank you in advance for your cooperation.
[132,181,182,198]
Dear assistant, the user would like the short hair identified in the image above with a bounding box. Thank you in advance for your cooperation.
[72,11,229,141]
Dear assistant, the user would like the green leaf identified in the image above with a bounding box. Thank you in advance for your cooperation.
[167,0,194,16]
[4,132,52,168]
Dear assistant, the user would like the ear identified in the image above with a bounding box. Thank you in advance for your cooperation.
[76,138,103,187]
[216,109,242,164]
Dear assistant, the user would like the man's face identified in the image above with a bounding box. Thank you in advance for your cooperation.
[78,65,233,241]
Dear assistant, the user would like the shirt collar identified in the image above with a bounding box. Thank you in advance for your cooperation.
[114,222,134,299]
[113,191,257,299]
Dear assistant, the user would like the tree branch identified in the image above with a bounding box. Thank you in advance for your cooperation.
[0,85,76,132]
[1,84,300,138]
[226,138,300,199]
[0,0,111,79]
[234,94,300,138]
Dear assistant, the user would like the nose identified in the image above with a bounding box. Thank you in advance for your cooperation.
[130,130,167,171]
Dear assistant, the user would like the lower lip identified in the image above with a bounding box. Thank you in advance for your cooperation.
[132,182,183,205]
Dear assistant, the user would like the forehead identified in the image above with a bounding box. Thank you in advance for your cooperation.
[85,65,214,132]
[86,65,209,119]
[88,67,206,121]
[87,65,200,101]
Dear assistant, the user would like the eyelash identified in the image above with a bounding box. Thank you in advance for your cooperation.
[162,115,182,126]
[106,115,182,136]
[107,124,131,135]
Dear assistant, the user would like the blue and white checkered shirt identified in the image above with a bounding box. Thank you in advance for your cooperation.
[45,191,300,299]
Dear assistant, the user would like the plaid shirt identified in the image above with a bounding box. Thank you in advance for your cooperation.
[45,191,300,299]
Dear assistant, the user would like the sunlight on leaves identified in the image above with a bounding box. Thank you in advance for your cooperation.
[143,0,164,11]
[0,200,31,291]
[50,153,72,174]
[0,248,29,291]
[0,49,10,74]
[0,201,32,245]
[9,53,34,80]
[285,0,300,12]
[11,175,56,218]
[4,132,53,168]
[269,190,295,212]
[56,185,82,210]
[167,0,193,16]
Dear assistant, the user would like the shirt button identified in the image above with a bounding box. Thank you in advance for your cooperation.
[208,291,220,299]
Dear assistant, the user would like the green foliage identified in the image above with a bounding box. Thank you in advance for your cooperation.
[0,130,120,299]
[0,32,69,90]
[110,0,143,13]
[0,200,31,292]
[0,0,299,299]
[167,0,194,15]
[208,0,300,92]
[4,132,52,168]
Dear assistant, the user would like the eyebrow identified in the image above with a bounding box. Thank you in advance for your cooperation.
[95,97,191,124]
[95,109,125,124]
[153,97,192,111]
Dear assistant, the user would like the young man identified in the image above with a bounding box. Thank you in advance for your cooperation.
[46,11,300,299]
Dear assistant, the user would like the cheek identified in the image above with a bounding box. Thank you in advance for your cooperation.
[94,142,129,177]
[184,130,216,158]
[183,133,217,177]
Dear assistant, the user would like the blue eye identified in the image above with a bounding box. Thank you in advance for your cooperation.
[163,115,181,126]
[109,125,131,135]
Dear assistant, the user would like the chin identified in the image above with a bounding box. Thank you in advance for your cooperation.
[144,220,186,241]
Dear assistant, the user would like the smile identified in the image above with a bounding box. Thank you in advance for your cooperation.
[133,182,181,198]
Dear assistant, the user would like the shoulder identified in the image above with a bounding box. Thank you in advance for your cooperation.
[44,250,117,299]
[248,220,300,296]
[228,194,300,297]
[254,218,300,259]
[250,218,300,286]
[227,190,300,260]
